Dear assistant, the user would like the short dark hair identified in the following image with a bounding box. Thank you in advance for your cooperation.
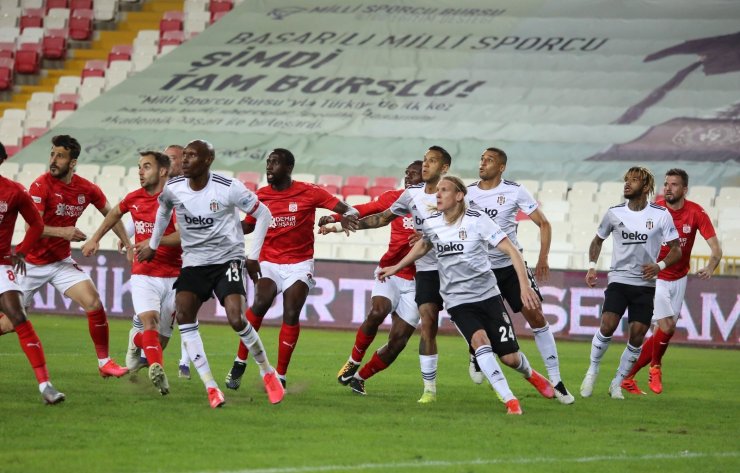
[665,168,689,187]
[0,141,6,161]
[485,147,508,165]
[410,160,422,168]
[428,145,452,166]
[52,135,81,160]
[270,148,295,167]
[139,151,170,170]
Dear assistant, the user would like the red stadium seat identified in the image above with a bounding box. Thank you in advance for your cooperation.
[236,171,260,191]
[70,0,93,10]
[344,175,370,188]
[14,42,41,75]
[0,57,14,90]
[210,0,234,16]
[107,44,132,65]
[368,185,395,200]
[159,30,185,52]
[22,127,48,147]
[81,59,106,80]
[373,176,398,188]
[52,93,78,116]
[340,185,367,198]
[211,10,230,23]
[20,8,44,32]
[42,28,68,59]
[46,0,69,13]
[0,42,15,59]
[317,174,342,195]
[159,11,184,36]
[4,145,19,157]
[69,8,93,40]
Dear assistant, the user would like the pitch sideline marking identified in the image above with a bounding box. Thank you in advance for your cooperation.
[195,451,740,473]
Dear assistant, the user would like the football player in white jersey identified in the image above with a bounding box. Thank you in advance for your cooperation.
[378,176,548,415]
[346,146,450,403]
[581,166,681,399]
[467,147,574,404]
[137,140,285,408]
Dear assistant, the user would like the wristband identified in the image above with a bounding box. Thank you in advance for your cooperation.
[657,261,667,270]
[588,261,596,270]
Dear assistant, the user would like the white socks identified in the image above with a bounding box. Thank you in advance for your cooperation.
[238,323,271,376]
[419,354,438,392]
[588,330,612,374]
[475,345,515,402]
[179,323,217,389]
[614,343,642,384]
[532,323,561,384]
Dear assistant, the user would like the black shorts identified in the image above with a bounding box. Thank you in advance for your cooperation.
[414,270,443,310]
[602,282,655,326]
[448,296,519,357]
[492,263,543,313]
[174,259,246,305]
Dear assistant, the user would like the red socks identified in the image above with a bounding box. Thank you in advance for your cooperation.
[627,336,653,379]
[16,320,49,383]
[86,308,109,359]
[351,329,376,364]
[236,308,264,361]
[142,329,163,365]
[277,322,300,376]
[133,331,143,348]
[651,328,674,366]
[358,352,389,381]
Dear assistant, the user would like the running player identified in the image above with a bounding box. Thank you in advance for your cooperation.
[19,135,129,377]
[622,168,722,394]
[0,142,65,404]
[82,151,181,395]
[322,161,423,394]
[378,176,545,415]
[137,139,284,408]
[224,148,358,389]
[581,166,681,399]
[467,147,574,404]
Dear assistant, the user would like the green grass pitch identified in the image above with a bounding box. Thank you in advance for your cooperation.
[1,314,738,473]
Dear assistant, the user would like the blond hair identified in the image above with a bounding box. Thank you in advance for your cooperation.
[440,175,468,225]
[624,166,655,197]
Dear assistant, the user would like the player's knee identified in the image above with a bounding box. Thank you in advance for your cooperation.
[366,308,388,326]
[522,308,546,328]
[1,310,25,329]
[499,352,519,369]
[470,330,489,349]
[282,310,300,325]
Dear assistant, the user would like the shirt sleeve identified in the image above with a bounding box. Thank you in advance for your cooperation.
[148,186,174,250]
[389,189,412,217]
[478,214,508,247]
[695,205,717,240]
[596,210,613,240]
[90,182,107,210]
[660,211,679,243]
[312,184,341,211]
[230,179,260,215]
[330,193,392,220]
[28,177,47,212]
[14,187,44,256]
[517,185,539,215]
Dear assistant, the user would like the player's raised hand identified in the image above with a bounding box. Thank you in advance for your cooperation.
[246,259,262,283]
[81,240,99,257]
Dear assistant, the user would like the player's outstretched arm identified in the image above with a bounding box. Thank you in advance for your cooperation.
[697,236,722,280]
[98,201,133,254]
[528,208,552,282]
[586,235,605,287]
[83,202,126,257]
[356,209,397,231]
[377,238,431,281]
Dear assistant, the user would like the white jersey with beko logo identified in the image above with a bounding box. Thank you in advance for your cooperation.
[152,173,260,268]
[422,209,508,309]
[466,180,538,269]
[390,183,439,271]
[596,202,679,287]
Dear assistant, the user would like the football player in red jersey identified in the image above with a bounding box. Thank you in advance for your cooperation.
[622,169,722,395]
[320,161,423,395]
[82,151,182,395]
[224,148,358,390]
[18,135,130,378]
[0,142,65,404]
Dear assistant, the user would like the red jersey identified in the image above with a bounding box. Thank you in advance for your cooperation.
[0,175,44,265]
[119,187,182,278]
[332,189,416,280]
[26,172,107,265]
[655,198,716,281]
[245,181,339,264]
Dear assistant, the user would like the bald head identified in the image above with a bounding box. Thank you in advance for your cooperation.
[182,140,215,179]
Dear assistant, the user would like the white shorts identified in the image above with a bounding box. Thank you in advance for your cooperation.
[0,265,22,296]
[260,259,316,293]
[19,256,92,307]
[372,267,420,327]
[652,276,688,321]
[130,274,177,337]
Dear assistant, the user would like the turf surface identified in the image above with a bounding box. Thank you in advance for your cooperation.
[1,314,737,473]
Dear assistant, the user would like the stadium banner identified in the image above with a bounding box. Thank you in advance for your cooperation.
[30,250,740,348]
[12,0,740,188]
